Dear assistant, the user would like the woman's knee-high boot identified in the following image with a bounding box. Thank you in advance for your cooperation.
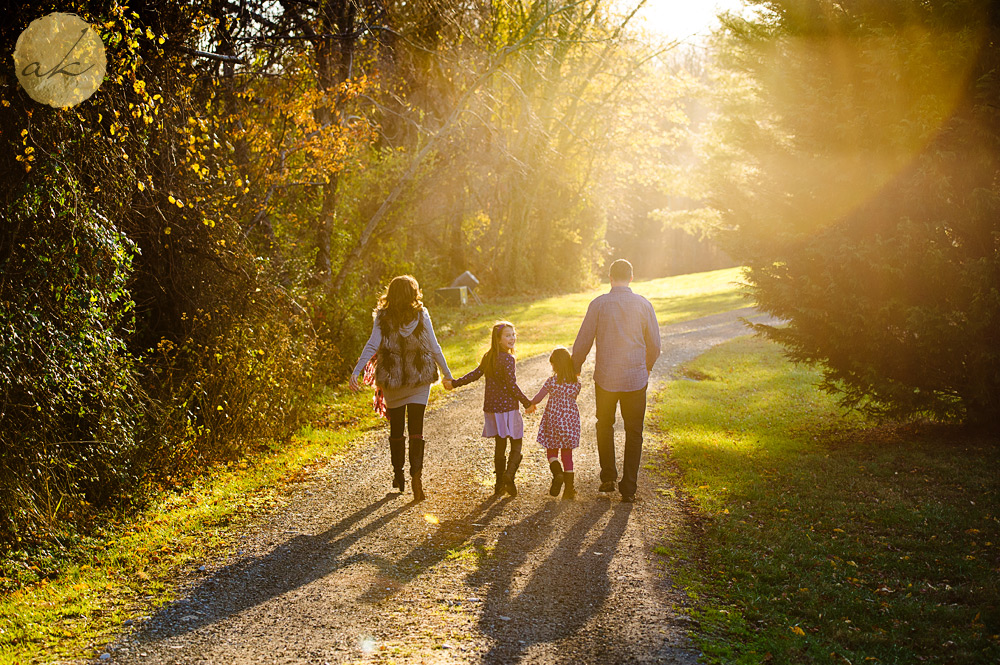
[389,437,406,492]
[409,437,426,502]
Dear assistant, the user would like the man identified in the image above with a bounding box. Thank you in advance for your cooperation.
[572,259,661,503]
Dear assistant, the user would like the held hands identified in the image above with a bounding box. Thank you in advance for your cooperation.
[524,403,537,415]
[442,378,454,391]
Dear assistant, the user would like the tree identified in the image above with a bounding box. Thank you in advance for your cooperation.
[706,0,1000,429]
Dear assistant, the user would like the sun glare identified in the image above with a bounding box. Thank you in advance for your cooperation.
[632,0,745,42]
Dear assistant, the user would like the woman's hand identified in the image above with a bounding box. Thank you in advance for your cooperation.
[349,374,362,392]
[442,378,453,391]
[525,403,537,415]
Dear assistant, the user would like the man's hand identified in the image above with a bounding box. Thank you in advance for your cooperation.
[349,374,362,392]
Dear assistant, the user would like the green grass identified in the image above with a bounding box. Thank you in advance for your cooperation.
[652,336,1000,664]
[1,267,747,664]
[432,266,747,372]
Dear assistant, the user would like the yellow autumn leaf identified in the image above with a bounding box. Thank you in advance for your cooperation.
[791,626,806,637]
[138,181,145,191]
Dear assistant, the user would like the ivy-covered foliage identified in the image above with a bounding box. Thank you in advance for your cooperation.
[0,172,139,536]
[709,0,1000,430]
[0,1,320,546]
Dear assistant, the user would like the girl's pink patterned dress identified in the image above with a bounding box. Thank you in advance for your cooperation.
[531,376,581,449]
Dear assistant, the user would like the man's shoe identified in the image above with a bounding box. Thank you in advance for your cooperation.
[598,481,616,493]
[620,494,635,503]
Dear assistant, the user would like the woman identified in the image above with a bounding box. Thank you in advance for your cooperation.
[350,275,453,501]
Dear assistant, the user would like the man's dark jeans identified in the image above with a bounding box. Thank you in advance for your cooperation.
[595,383,647,497]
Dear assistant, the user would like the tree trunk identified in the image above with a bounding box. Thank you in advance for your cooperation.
[309,0,356,282]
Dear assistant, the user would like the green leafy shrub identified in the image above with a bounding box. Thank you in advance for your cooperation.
[0,174,139,542]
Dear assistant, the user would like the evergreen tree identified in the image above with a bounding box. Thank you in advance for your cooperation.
[708,0,1000,429]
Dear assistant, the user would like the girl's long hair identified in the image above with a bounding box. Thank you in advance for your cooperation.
[375,275,423,329]
[480,321,513,379]
[549,346,577,384]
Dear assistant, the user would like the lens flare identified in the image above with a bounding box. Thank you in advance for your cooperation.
[358,634,376,655]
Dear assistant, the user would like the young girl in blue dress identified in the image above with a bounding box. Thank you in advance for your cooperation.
[450,321,536,496]
[529,347,581,500]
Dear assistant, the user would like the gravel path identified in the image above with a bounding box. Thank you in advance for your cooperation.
[99,307,772,664]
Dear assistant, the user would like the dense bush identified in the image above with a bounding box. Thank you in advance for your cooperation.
[0,173,140,539]
[0,1,321,547]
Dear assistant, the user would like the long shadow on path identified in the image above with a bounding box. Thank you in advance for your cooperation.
[132,493,413,641]
[470,499,633,664]
[358,494,513,603]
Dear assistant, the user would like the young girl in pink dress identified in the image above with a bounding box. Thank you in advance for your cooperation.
[529,347,581,500]
[451,321,536,496]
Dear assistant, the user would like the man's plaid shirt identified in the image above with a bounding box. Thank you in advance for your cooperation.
[571,286,661,392]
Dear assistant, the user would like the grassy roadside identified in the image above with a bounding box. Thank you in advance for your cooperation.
[1,267,747,664]
[650,335,1000,664]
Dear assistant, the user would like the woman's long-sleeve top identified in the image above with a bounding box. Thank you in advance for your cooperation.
[351,308,452,409]
[452,352,531,413]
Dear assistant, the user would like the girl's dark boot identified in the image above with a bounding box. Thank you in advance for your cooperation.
[548,459,565,497]
[389,437,406,493]
[503,453,522,496]
[493,453,507,496]
[562,472,576,500]
[492,436,507,496]
[409,437,426,502]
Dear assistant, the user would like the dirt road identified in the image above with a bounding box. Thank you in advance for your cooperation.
[102,307,771,664]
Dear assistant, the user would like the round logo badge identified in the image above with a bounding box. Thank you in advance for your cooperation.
[13,12,107,108]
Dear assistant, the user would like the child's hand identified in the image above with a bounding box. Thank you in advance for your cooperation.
[525,403,537,415]
[349,374,362,392]
[442,378,453,391]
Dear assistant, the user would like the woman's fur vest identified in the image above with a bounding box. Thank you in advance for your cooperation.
[374,308,439,390]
